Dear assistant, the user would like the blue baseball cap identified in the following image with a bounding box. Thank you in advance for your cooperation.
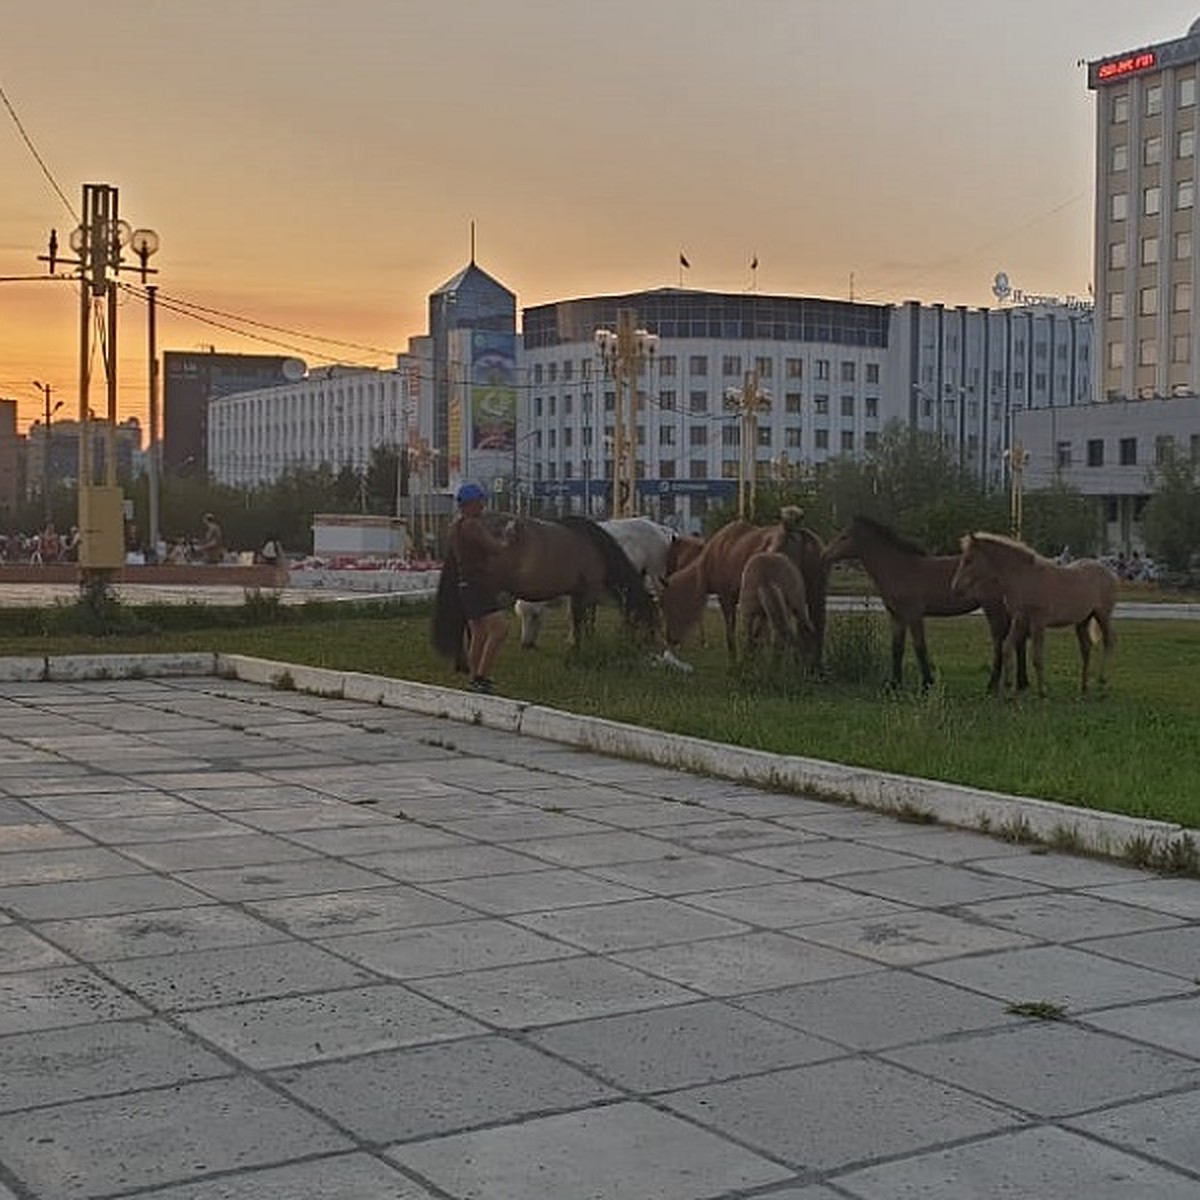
[455,481,486,505]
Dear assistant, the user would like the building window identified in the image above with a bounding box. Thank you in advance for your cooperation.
[689,425,708,447]
[755,357,773,378]
[1177,230,1193,260]
[815,359,830,381]
[689,390,707,413]
[1175,282,1193,312]
[689,355,708,376]
[1087,439,1104,467]
[722,354,741,377]
[1144,135,1162,166]
[864,431,879,452]
[785,357,803,378]
[1144,185,1161,216]
[1146,84,1163,117]
[1178,179,1195,210]
[604,391,615,412]
[722,425,739,447]
[1182,77,1197,108]
[840,395,855,417]
[865,363,880,384]
[659,389,676,410]
[534,397,543,418]
[564,426,573,448]
[659,425,676,446]
[659,355,676,376]
[1174,333,1192,363]
[784,427,801,448]
[865,397,879,418]
[784,392,801,414]
[757,426,772,448]
[1112,142,1129,172]
[1142,235,1160,266]
[840,361,855,383]
[689,459,706,480]
[1109,292,1126,319]
[1180,128,1196,159]
[1139,339,1158,366]
[1120,437,1137,466]
[1113,94,1129,123]
[814,429,829,450]
[1109,241,1127,269]
[659,459,676,478]
[1140,287,1158,315]
[1108,342,1125,369]
[1111,193,1128,221]
[1156,435,1175,465]
[533,364,544,385]
[1056,441,1072,468]
[814,394,829,415]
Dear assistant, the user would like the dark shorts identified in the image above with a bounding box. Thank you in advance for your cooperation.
[459,580,503,621]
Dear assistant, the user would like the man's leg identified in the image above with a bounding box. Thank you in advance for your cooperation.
[473,610,508,683]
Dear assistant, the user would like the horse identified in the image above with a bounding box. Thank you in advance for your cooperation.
[823,515,1029,694]
[735,551,816,667]
[951,531,1117,698]
[661,508,827,665]
[514,516,677,649]
[432,514,658,667]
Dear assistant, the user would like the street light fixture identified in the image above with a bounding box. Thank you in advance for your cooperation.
[725,371,771,518]
[594,309,658,518]
[33,381,64,526]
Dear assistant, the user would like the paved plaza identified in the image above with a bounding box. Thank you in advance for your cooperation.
[1,673,1200,1198]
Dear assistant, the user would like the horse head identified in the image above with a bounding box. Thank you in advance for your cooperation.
[822,524,857,564]
[951,532,994,595]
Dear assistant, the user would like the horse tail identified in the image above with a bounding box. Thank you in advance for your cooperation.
[758,582,796,643]
[557,515,658,634]
[431,550,468,664]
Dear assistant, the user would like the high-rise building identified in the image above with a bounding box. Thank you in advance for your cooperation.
[1089,20,1200,403]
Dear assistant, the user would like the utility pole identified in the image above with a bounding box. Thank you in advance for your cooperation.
[725,370,771,519]
[594,308,658,518]
[33,381,63,527]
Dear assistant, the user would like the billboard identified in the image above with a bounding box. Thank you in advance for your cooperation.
[470,331,517,452]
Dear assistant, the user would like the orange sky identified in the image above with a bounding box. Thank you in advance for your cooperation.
[3,0,1198,437]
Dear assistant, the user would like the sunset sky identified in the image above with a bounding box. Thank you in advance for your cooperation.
[2,1,1198,435]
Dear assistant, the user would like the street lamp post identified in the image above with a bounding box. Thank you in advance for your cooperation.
[1004,440,1031,540]
[33,381,64,526]
[725,370,771,518]
[594,309,658,518]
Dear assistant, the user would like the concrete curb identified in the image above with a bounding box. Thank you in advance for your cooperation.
[0,651,1188,867]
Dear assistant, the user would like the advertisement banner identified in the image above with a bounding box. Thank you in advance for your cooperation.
[470,332,517,451]
[447,394,463,479]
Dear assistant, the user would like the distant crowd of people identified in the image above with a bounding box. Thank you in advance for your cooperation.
[0,524,82,564]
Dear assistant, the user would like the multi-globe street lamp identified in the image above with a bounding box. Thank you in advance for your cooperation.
[725,371,771,518]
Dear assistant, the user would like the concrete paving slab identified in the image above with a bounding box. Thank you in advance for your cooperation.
[388,1101,794,1200]
[0,846,145,886]
[883,1022,1200,1117]
[0,1017,231,1112]
[835,1125,1200,1199]
[660,1057,1019,1172]
[271,1035,617,1142]
[0,1075,352,1198]
[178,982,486,1069]
[4,671,1200,1197]
[129,1152,438,1199]
[529,998,843,1091]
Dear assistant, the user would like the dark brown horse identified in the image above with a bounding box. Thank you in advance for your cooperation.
[432,514,657,666]
[823,515,1028,693]
[661,509,827,665]
[952,532,1116,698]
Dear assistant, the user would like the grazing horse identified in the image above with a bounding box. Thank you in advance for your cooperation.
[515,516,676,649]
[661,509,827,665]
[824,515,1028,694]
[432,514,657,666]
[735,551,816,666]
[951,531,1117,698]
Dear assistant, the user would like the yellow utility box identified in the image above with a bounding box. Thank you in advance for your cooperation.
[78,485,126,571]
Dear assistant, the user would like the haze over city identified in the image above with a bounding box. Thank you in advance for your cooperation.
[3,0,1199,435]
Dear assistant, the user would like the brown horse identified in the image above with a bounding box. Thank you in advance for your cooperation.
[662,509,827,665]
[824,515,1028,693]
[951,532,1117,697]
[432,514,657,665]
[735,551,816,666]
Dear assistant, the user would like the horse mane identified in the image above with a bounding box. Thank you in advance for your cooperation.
[851,514,928,557]
[556,516,658,633]
[967,530,1037,562]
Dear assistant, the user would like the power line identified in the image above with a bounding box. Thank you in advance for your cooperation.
[0,74,76,220]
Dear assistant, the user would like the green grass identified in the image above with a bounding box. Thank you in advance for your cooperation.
[2,597,1199,828]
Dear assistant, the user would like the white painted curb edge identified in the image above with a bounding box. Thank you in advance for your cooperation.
[0,651,1185,864]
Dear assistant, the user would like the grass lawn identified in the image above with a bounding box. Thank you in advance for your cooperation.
[5,596,1198,830]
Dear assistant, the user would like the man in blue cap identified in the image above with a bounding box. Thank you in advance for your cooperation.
[446,480,509,694]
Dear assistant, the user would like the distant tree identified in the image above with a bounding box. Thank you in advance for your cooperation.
[1142,457,1200,570]
[1020,482,1101,558]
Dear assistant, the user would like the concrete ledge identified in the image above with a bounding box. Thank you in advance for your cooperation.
[1,650,1190,866]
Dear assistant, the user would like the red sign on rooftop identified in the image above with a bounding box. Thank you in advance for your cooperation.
[1097,52,1157,82]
